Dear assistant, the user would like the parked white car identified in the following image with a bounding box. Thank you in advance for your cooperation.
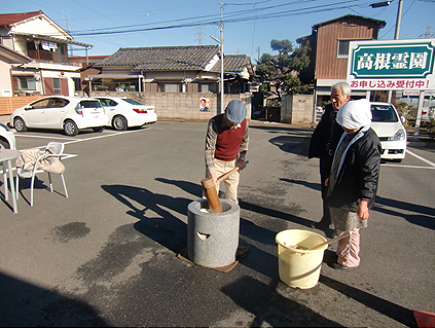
[370,102,407,162]
[10,96,106,136]
[95,96,157,131]
[0,122,16,149]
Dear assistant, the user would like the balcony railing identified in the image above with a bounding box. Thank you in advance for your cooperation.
[27,49,53,62]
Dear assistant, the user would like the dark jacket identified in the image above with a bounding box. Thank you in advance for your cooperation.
[309,104,343,160]
[327,128,382,212]
[309,104,344,199]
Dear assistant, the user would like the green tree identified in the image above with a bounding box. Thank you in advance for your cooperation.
[270,39,293,55]
[255,39,311,99]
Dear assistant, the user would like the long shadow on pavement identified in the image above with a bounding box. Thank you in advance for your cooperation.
[221,276,342,327]
[156,177,318,227]
[0,270,109,327]
[102,184,189,254]
[269,135,310,156]
[239,199,317,228]
[155,177,203,198]
[280,178,321,192]
[102,183,283,279]
[103,181,291,279]
[373,195,435,230]
[319,275,417,327]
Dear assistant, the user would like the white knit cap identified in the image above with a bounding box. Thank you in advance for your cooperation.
[336,99,372,129]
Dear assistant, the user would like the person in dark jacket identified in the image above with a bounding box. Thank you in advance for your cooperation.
[326,99,381,270]
[309,82,351,232]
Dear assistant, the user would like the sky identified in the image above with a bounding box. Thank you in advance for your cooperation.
[3,0,435,62]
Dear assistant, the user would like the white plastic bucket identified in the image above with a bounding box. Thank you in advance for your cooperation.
[276,229,328,289]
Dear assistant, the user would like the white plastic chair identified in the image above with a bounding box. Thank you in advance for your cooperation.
[15,142,68,207]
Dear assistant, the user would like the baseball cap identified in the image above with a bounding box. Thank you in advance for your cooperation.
[225,100,247,124]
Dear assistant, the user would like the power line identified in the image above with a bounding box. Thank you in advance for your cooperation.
[65,0,362,35]
[67,0,366,37]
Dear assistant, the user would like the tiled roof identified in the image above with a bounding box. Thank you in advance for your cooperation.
[212,55,253,74]
[0,11,43,26]
[96,45,220,71]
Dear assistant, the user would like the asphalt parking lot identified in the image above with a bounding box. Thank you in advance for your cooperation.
[1,120,434,327]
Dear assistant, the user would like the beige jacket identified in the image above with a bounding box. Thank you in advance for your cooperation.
[15,147,65,174]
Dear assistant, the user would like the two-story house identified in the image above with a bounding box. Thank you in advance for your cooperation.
[0,44,30,97]
[296,14,386,107]
[0,10,92,97]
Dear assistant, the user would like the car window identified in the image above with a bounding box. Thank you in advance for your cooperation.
[98,99,109,106]
[99,99,118,107]
[49,98,69,108]
[122,99,143,106]
[371,105,399,122]
[30,99,51,109]
[79,100,102,108]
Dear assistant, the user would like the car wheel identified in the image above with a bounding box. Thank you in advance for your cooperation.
[64,120,79,136]
[14,117,27,132]
[93,126,105,133]
[0,138,10,149]
[112,115,127,131]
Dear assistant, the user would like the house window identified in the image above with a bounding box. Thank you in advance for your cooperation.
[159,83,180,93]
[53,78,62,95]
[18,77,36,90]
[73,77,81,92]
[337,40,350,57]
[200,83,209,93]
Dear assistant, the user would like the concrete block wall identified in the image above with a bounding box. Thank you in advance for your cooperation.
[90,91,252,122]
[0,92,253,124]
[281,94,315,124]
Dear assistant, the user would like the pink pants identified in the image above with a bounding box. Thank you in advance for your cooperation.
[336,227,361,268]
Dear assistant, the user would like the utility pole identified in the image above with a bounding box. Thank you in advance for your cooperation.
[210,3,224,114]
[394,0,403,39]
[389,0,403,103]
[63,12,73,63]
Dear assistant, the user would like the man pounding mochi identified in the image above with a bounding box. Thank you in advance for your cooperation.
[204,100,249,204]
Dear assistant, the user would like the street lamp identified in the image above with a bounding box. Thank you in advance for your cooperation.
[370,1,391,8]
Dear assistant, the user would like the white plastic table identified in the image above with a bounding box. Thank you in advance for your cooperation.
[0,149,20,213]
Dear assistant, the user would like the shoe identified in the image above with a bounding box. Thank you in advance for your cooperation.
[310,221,329,230]
[325,229,337,239]
[332,263,349,270]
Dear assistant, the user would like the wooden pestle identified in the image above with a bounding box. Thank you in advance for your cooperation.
[201,161,248,213]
